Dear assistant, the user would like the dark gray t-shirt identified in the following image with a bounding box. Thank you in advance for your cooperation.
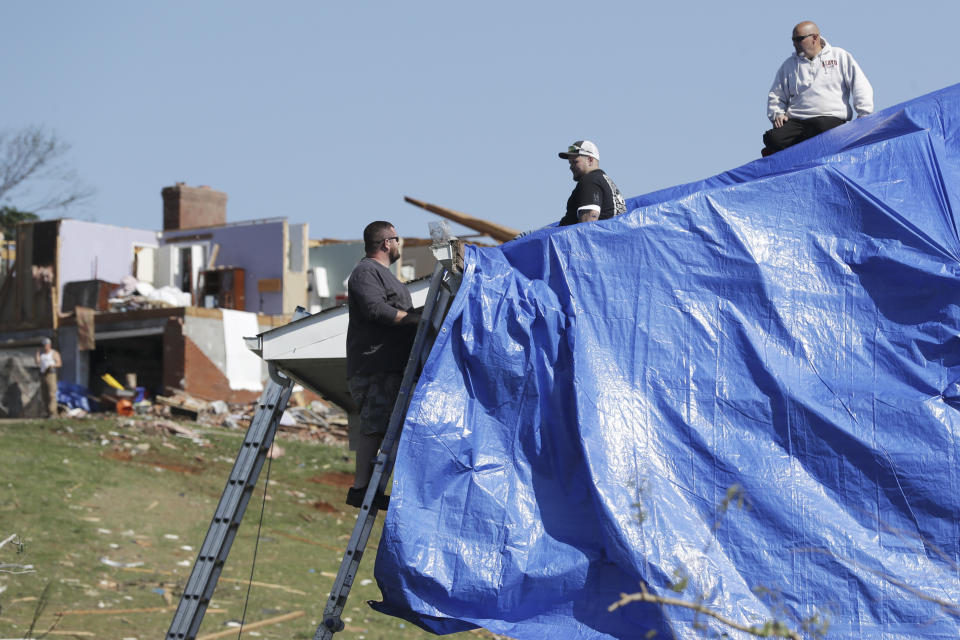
[346,257,415,378]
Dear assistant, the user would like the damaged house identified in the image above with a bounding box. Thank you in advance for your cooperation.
[0,183,309,416]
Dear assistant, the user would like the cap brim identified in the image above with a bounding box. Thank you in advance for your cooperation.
[558,152,578,159]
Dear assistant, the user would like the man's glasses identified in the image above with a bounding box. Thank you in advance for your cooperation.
[792,33,818,43]
[381,236,399,243]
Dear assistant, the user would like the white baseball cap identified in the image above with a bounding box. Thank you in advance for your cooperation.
[558,140,599,161]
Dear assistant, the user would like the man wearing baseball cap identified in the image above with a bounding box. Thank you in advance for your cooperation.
[557,140,626,226]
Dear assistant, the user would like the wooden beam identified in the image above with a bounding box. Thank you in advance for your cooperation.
[258,278,282,292]
[195,610,305,639]
[403,196,520,244]
[206,243,220,269]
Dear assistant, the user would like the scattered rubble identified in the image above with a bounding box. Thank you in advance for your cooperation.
[107,275,192,312]
[54,384,350,445]
[189,391,349,445]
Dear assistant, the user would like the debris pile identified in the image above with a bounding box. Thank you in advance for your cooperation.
[56,379,349,445]
[107,276,192,312]
[146,389,347,445]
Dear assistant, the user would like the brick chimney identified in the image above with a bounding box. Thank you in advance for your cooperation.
[161,182,227,230]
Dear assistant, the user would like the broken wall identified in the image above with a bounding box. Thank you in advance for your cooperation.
[57,219,158,307]
[162,309,275,403]
[54,307,284,405]
[162,219,304,315]
[0,221,59,330]
[58,309,169,396]
[283,223,308,314]
[308,239,430,312]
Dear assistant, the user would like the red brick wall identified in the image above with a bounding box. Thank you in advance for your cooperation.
[182,336,259,403]
[162,315,259,403]
[161,183,227,231]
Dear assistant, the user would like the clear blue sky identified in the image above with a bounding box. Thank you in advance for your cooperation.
[3,1,957,241]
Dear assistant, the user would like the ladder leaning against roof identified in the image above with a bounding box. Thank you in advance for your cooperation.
[314,244,462,639]
[165,239,464,640]
[164,319,304,640]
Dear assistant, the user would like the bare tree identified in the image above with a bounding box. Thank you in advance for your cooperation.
[0,125,94,214]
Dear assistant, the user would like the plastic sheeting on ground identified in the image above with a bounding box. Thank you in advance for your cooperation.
[58,381,93,412]
[373,83,960,639]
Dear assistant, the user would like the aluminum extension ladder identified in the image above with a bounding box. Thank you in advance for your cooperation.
[314,259,457,639]
[164,311,307,640]
[165,252,460,640]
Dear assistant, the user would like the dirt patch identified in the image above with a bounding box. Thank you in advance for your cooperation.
[102,450,202,474]
[103,449,133,463]
[312,500,337,513]
[307,471,353,488]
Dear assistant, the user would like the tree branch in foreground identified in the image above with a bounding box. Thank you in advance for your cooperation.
[608,583,802,640]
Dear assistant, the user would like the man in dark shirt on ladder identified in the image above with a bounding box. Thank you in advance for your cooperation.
[345,221,420,508]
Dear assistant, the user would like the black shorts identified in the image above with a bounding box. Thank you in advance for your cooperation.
[348,371,403,438]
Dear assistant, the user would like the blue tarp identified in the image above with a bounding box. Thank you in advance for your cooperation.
[58,381,93,412]
[373,84,960,638]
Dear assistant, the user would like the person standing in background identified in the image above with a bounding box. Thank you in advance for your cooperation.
[36,337,61,417]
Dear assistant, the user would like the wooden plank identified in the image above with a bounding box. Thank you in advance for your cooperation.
[206,243,220,269]
[257,278,282,292]
[76,306,96,351]
[15,224,32,326]
[195,610,305,640]
[403,195,520,243]
[161,232,214,243]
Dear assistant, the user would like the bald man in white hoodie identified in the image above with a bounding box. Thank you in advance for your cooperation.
[762,21,873,155]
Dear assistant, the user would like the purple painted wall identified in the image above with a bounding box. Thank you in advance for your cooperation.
[58,219,158,303]
[163,218,286,314]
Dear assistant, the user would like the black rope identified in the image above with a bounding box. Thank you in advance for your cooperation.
[236,440,276,638]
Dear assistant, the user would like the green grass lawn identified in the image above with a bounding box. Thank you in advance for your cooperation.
[0,418,503,640]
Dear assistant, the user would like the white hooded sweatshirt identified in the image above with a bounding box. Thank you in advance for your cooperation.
[767,38,873,122]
